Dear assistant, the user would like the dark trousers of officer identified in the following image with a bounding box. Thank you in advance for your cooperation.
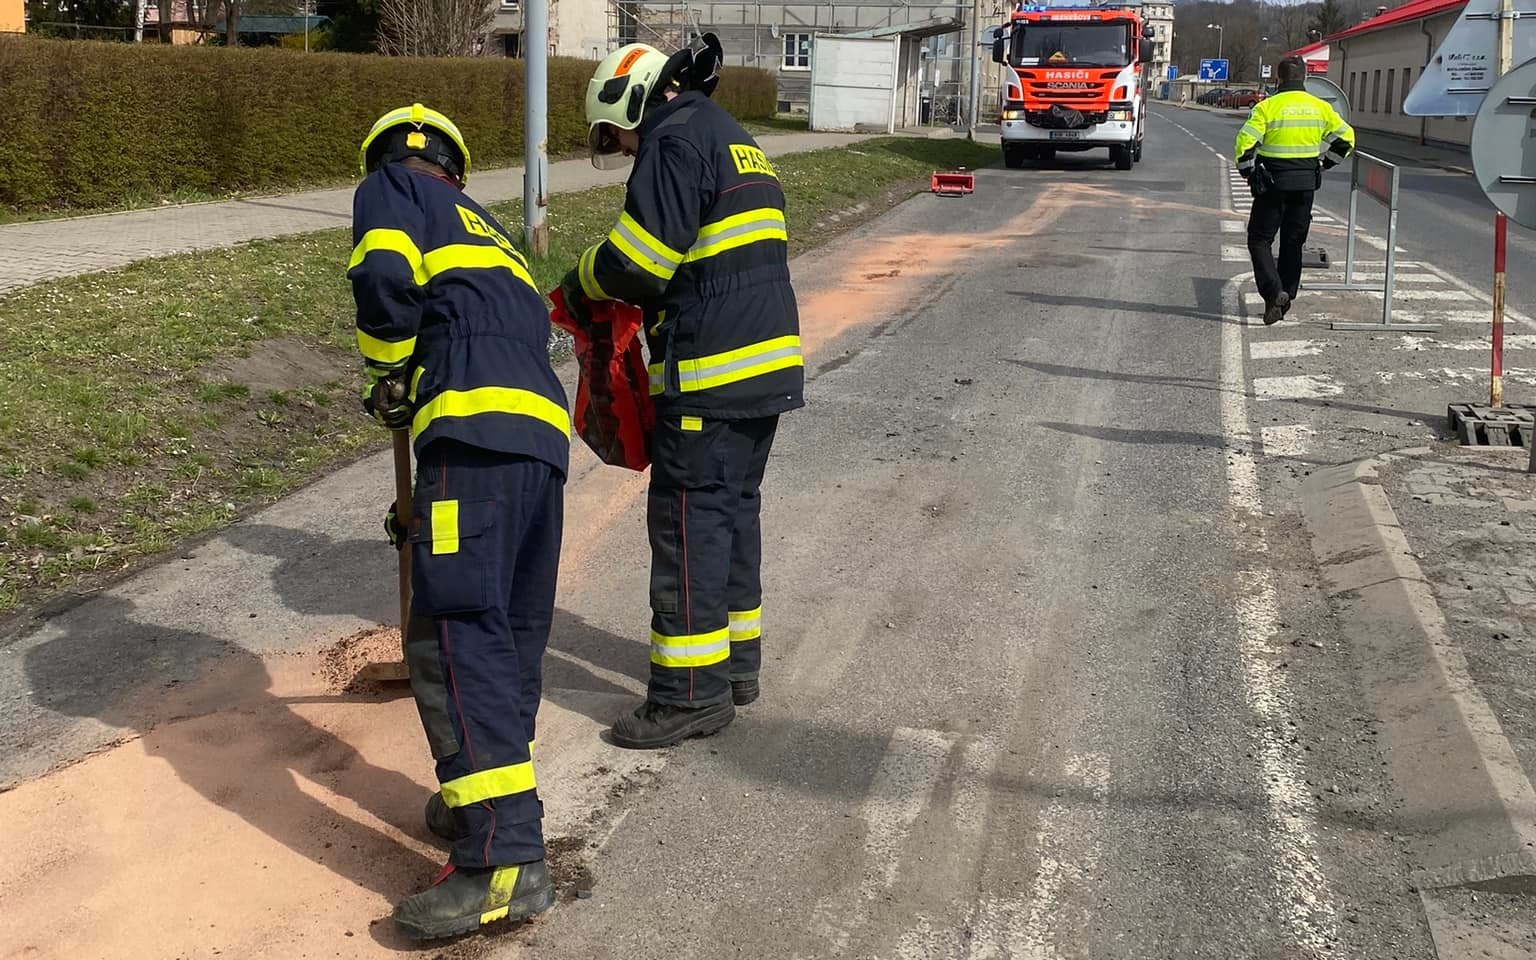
[404,438,563,868]
[1247,188,1315,306]
[646,414,779,707]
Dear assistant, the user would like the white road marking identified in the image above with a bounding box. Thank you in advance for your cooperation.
[806,726,957,956]
[1306,272,1451,285]
[1222,244,1248,262]
[1253,374,1343,400]
[1222,220,1246,234]
[1380,367,1536,386]
[1221,278,1340,954]
[1331,287,1477,301]
[1249,339,1324,360]
[1396,334,1536,351]
[1261,424,1317,457]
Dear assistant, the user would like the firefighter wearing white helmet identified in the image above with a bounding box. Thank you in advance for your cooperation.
[349,103,570,941]
[560,35,805,751]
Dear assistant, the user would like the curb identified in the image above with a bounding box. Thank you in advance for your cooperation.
[1301,449,1536,894]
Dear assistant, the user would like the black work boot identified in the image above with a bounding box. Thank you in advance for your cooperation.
[611,699,735,750]
[424,792,463,843]
[393,860,555,941]
[1263,291,1290,326]
[730,678,760,706]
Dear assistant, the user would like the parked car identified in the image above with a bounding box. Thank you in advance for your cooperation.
[1229,90,1267,109]
[1197,88,1230,106]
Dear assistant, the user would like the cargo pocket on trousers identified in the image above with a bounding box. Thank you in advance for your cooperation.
[409,498,499,616]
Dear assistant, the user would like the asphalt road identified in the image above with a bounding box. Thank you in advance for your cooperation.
[1160,103,1536,321]
[507,117,1436,959]
[0,112,1466,958]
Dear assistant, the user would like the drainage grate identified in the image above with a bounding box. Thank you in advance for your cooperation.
[1448,403,1536,447]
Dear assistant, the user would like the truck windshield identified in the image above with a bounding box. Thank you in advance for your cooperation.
[1016,24,1130,67]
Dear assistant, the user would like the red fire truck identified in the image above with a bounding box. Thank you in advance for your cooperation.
[991,3,1154,170]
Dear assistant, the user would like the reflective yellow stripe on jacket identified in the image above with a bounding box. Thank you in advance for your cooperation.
[348,232,538,293]
[1234,90,1354,166]
[683,208,787,263]
[412,386,572,439]
[648,335,804,396]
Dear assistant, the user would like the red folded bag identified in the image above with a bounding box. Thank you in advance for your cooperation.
[549,287,655,472]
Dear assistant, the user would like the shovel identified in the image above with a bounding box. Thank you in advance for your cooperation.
[358,429,413,683]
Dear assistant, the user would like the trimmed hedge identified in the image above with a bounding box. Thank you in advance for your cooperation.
[0,36,777,211]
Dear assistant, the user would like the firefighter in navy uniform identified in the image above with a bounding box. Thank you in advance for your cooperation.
[349,104,569,940]
[560,38,804,750]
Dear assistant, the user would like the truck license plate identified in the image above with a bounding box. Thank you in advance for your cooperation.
[1048,130,1082,140]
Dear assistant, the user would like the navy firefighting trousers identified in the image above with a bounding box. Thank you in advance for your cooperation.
[404,439,563,867]
[646,415,779,707]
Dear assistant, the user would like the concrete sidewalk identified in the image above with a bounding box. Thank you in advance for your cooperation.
[0,131,869,295]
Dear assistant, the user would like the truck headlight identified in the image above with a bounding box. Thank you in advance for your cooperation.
[1002,109,1025,120]
[1108,108,1132,121]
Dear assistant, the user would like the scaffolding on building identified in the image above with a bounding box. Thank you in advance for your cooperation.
[606,0,1008,124]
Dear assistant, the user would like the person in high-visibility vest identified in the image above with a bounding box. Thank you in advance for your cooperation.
[1234,57,1355,325]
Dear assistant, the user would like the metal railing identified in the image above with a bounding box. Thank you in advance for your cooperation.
[1309,150,1439,332]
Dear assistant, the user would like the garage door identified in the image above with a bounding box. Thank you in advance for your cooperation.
[810,35,899,133]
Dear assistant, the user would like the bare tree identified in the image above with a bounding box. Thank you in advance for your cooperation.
[377,0,494,56]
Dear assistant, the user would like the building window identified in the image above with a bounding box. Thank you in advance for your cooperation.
[499,0,517,8]
[502,33,519,57]
[1385,68,1395,114]
[1371,69,1381,112]
[1401,66,1413,110]
[783,32,810,70]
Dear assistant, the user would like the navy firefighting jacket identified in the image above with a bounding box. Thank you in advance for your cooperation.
[576,92,805,420]
[348,163,570,474]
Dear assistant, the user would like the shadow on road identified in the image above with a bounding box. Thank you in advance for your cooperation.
[223,523,647,724]
[23,596,438,903]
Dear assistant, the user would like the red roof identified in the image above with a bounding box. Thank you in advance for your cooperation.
[1282,40,1329,59]
[1325,0,1466,42]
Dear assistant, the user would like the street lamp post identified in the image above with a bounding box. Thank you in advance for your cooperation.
[1258,36,1269,83]
[1205,22,1222,62]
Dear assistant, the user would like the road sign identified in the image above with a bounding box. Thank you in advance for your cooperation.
[1261,63,1272,79]
[1304,75,1352,125]
[1471,58,1536,227]
[1167,65,1177,81]
[1198,58,1230,81]
[1404,0,1536,116]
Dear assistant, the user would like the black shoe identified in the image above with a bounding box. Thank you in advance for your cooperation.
[1263,291,1290,326]
[611,699,735,750]
[424,792,463,843]
[730,678,760,706]
[393,860,555,941]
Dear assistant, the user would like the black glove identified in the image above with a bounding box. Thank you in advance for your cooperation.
[384,502,407,550]
[362,366,413,430]
[560,268,593,327]
[1322,155,1340,171]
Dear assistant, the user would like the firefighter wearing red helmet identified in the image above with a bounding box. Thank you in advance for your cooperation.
[560,38,804,749]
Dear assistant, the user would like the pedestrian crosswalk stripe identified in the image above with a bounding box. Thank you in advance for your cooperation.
[1250,339,1324,360]
[1222,244,1247,261]
[1254,374,1343,400]
[1261,424,1316,457]
[1221,220,1245,234]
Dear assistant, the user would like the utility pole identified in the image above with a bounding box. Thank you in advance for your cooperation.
[967,0,981,138]
[1490,0,1513,407]
[524,0,550,257]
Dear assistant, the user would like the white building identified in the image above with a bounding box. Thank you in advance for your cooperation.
[1324,0,1471,146]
